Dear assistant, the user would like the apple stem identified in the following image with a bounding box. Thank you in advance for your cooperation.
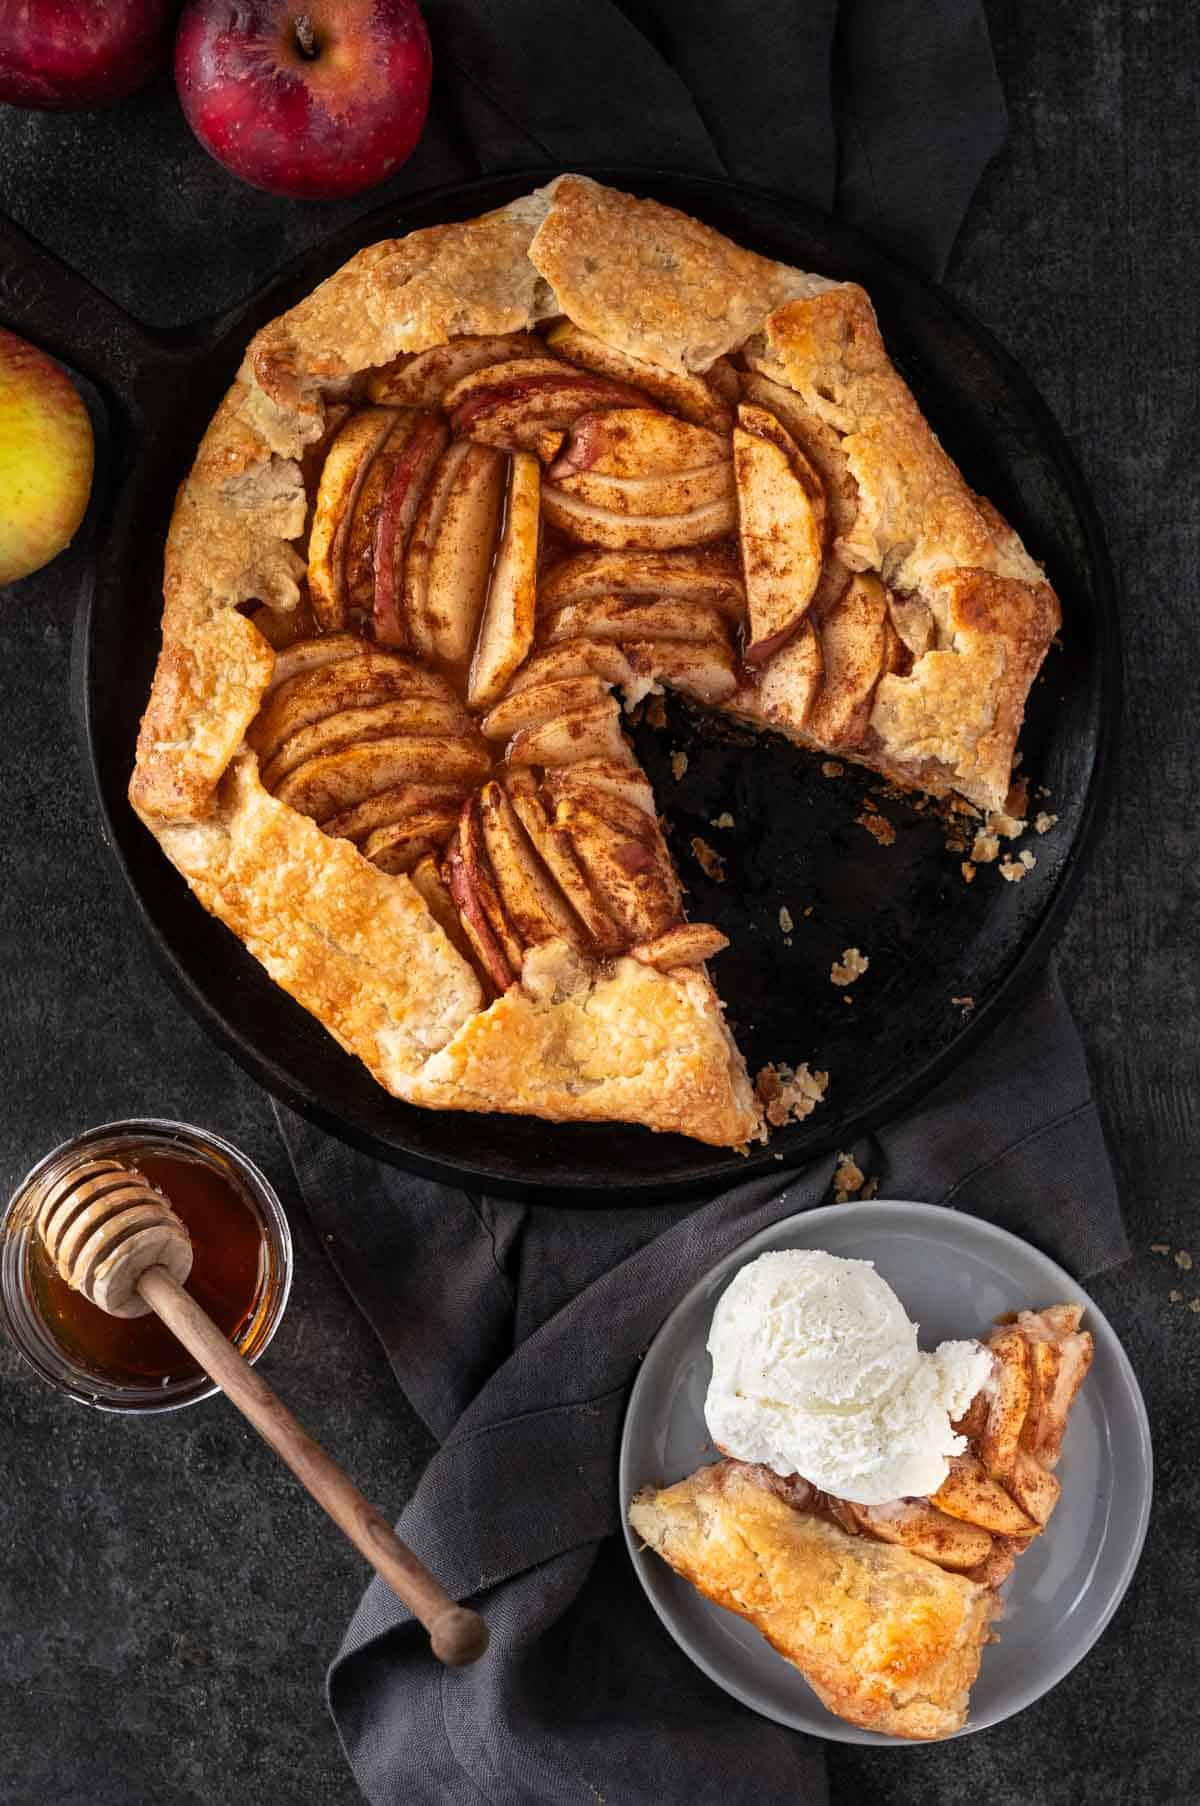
[295,13,318,58]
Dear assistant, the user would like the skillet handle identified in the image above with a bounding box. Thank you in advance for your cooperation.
[0,207,180,427]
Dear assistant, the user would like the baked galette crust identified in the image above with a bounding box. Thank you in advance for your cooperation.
[130,177,1059,1147]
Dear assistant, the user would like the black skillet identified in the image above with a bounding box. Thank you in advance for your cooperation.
[0,169,1118,1204]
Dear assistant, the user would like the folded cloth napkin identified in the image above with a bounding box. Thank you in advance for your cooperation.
[268,5,1113,1801]
[275,969,1127,1806]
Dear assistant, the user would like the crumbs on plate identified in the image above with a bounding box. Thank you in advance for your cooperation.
[831,947,869,987]
[754,1061,828,1130]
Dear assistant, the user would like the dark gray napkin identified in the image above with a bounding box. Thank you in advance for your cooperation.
[275,969,1126,1805]
[268,5,1094,1801]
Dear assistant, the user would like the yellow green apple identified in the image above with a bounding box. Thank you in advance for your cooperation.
[0,328,94,585]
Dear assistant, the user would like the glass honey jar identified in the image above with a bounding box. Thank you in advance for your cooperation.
[0,1119,292,1411]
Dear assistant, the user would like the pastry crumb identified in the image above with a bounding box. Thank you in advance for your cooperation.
[832,1152,866,1203]
[971,832,1000,864]
[857,808,896,846]
[670,750,688,781]
[710,811,735,829]
[690,836,726,881]
[951,995,975,1012]
[1175,1250,1193,1271]
[755,1061,829,1128]
[779,906,794,934]
[831,947,869,986]
[999,850,1036,882]
[643,694,668,729]
[821,760,844,778]
[1034,812,1058,834]
[961,861,977,883]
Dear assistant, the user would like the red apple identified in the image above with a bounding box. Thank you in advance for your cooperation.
[0,1,174,110]
[0,329,94,586]
[175,1,432,200]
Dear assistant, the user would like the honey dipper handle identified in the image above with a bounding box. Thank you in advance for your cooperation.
[137,1266,488,1667]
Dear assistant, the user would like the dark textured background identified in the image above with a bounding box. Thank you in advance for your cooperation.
[1,4,1197,1802]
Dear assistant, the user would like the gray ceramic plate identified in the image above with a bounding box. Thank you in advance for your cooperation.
[619,1200,1151,1745]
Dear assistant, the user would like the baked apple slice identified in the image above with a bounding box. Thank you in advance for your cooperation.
[308,407,402,630]
[550,409,729,481]
[448,365,649,451]
[540,486,734,550]
[265,631,370,693]
[251,651,457,765]
[467,451,540,709]
[734,401,827,665]
[505,771,625,953]
[367,334,547,406]
[478,781,587,951]
[360,807,461,875]
[506,641,635,696]
[752,617,825,728]
[275,735,491,824]
[445,821,516,995]
[539,546,745,618]
[372,414,450,647]
[803,574,891,749]
[622,637,738,703]
[630,923,729,969]
[548,462,734,518]
[324,783,471,844]
[552,798,680,943]
[548,758,655,813]
[424,442,506,667]
[546,323,732,430]
[506,697,633,768]
[1005,1450,1061,1527]
[260,696,471,790]
[442,356,582,411]
[401,441,475,661]
[455,796,525,978]
[408,853,482,974]
[931,1456,1039,1537]
[846,1499,994,1572]
[480,675,614,742]
[978,1328,1033,1482]
[543,595,732,647]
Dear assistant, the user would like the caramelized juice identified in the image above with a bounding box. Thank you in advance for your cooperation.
[30,1148,267,1385]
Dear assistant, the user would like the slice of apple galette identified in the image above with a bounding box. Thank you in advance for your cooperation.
[129,177,1060,1146]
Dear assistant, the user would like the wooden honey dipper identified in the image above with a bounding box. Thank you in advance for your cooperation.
[35,1156,488,1667]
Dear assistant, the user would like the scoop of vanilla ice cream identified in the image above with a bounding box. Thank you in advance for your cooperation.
[704,1249,991,1505]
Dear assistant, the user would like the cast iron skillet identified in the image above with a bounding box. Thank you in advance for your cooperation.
[0,170,1118,1203]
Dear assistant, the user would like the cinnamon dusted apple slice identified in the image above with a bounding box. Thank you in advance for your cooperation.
[467,451,540,709]
[978,1327,1033,1482]
[448,366,649,451]
[846,1500,994,1572]
[1013,1306,1093,1467]
[549,462,734,519]
[308,407,401,630]
[324,782,471,845]
[931,1456,1040,1537]
[506,697,633,769]
[539,546,746,618]
[622,637,739,704]
[803,574,891,749]
[250,650,457,766]
[344,412,423,614]
[401,440,475,661]
[251,651,456,765]
[372,413,450,646]
[630,923,729,970]
[551,797,680,943]
[1005,1450,1061,1527]
[541,486,734,551]
[734,401,827,665]
[443,357,583,411]
[741,372,858,550]
[424,442,506,667]
[551,409,729,481]
[361,807,461,876]
[546,324,732,431]
[259,697,472,790]
[478,781,587,952]
[480,675,613,742]
[506,640,634,696]
[754,617,825,728]
[275,735,491,825]
[455,795,525,979]
[265,631,368,694]
[543,595,732,647]
[551,758,655,813]
[367,333,547,406]
[408,853,482,975]
[445,821,516,996]
[505,770,625,954]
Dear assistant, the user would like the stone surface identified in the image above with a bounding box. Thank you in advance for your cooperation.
[1,3,1197,1802]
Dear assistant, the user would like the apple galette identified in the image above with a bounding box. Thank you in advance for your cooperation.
[130,177,1059,1146]
[630,1304,1093,1740]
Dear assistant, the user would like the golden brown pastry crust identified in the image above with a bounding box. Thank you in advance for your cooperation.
[630,1461,997,1740]
[130,177,1060,1143]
